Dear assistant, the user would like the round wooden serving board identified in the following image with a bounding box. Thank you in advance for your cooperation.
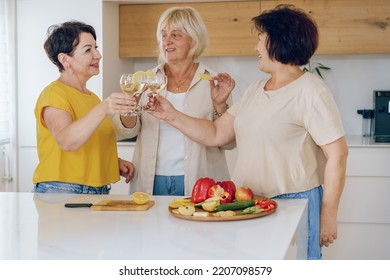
[168,195,277,222]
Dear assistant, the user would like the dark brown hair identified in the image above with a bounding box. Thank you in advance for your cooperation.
[44,20,96,72]
[252,4,318,66]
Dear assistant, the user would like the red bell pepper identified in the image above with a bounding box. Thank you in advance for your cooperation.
[216,180,236,201]
[207,185,225,198]
[191,177,215,203]
[219,191,232,204]
[255,199,276,212]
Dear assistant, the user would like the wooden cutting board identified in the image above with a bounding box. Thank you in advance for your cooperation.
[90,200,154,211]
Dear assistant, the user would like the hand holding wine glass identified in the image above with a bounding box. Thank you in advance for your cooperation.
[119,73,147,116]
[146,74,166,112]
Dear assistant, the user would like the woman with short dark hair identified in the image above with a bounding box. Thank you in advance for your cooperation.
[33,21,135,194]
[149,5,348,259]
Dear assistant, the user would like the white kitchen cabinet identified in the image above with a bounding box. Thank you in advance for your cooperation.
[322,136,390,259]
[18,147,39,193]
[109,142,135,195]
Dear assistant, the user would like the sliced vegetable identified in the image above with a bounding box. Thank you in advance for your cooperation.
[207,185,225,198]
[255,199,277,212]
[240,205,263,215]
[213,210,236,217]
[178,205,196,216]
[215,200,255,212]
[193,212,209,217]
[202,199,220,212]
[219,192,231,204]
[216,180,236,202]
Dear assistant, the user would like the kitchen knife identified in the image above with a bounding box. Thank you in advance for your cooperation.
[64,203,93,208]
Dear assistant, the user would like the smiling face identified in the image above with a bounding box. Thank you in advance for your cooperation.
[161,27,192,63]
[65,32,101,79]
[254,32,273,73]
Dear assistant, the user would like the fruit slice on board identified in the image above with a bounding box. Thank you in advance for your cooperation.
[132,192,150,205]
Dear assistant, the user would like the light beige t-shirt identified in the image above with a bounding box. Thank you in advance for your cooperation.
[228,72,345,197]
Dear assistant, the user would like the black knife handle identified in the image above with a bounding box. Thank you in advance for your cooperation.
[64,203,93,208]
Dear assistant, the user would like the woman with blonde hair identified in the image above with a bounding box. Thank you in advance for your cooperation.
[113,7,233,196]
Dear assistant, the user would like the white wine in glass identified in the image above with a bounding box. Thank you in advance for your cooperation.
[119,73,147,116]
[146,75,166,112]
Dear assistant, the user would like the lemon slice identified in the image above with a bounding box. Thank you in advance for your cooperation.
[172,198,192,204]
[168,202,182,209]
[145,69,155,81]
[132,192,150,205]
[132,71,147,83]
[199,73,213,80]
[169,198,194,208]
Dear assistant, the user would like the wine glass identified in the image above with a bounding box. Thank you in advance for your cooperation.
[119,73,147,116]
[146,75,166,112]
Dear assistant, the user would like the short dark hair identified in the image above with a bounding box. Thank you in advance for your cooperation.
[252,4,318,66]
[44,20,96,72]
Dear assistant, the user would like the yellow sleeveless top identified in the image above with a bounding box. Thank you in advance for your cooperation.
[33,81,119,187]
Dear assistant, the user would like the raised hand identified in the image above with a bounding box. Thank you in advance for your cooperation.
[210,72,235,107]
[147,93,177,122]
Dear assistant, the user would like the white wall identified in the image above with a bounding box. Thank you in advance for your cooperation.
[102,1,133,98]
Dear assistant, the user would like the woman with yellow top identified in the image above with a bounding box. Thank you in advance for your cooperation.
[33,21,135,194]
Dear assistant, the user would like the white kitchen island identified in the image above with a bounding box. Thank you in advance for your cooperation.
[0,192,307,260]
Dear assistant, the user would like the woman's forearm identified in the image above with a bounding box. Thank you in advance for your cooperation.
[167,110,235,147]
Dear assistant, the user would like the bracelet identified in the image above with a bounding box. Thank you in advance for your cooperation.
[214,104,229,117]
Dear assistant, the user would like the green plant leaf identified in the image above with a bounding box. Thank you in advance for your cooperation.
[302,60,331,79]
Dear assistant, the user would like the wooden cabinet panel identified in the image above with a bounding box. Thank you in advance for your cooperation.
[261,0,390,54]
[119,1,260,58]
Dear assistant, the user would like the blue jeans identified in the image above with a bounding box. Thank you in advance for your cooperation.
[272,186,323,260]
[34,181,111,194]
[153,175,184,196]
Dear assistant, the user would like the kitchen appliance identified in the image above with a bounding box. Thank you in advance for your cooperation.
[357,109,374,137]
[373,90,390,142]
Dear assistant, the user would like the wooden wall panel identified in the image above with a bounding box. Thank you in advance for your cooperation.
[119,1,260,58]
[261,0,390,54]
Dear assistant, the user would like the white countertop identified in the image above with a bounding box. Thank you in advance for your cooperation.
[0,192,308,260]
[346,135,390,147]
[118,135,390,148]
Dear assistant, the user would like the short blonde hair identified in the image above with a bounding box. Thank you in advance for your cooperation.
[156,6,208,63]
